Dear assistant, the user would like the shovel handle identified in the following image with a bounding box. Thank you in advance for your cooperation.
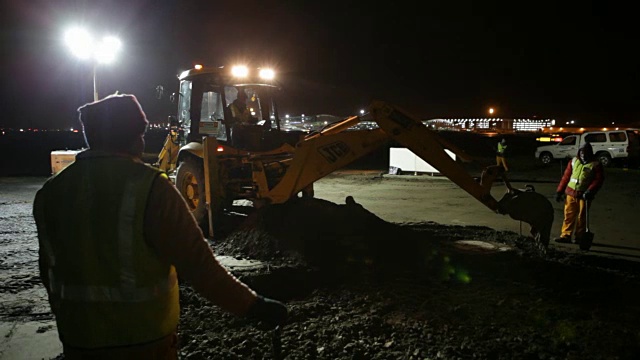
[580,198,594,251]
[272,325,282,360]
[585,198,590,232]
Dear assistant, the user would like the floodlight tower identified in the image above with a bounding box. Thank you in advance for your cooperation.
[64,27,122,101]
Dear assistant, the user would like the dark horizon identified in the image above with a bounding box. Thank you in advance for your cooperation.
[2,1,638,130]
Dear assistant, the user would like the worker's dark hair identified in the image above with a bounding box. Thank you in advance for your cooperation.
[78,93,148,151]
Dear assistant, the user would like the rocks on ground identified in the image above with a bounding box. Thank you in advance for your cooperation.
[177,197,640,360]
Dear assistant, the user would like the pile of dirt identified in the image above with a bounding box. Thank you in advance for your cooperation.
[176,197,640,359]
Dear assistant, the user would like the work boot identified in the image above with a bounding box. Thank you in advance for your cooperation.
[554,236,572,244]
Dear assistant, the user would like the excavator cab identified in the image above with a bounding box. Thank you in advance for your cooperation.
[175,65,301,151]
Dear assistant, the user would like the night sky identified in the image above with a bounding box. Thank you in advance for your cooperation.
[1,0,638,130]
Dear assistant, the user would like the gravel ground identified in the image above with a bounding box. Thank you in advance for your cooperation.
[177,198,640,360]
[2,178,640,360]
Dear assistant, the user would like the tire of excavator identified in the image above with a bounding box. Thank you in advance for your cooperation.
[175,156,209,232]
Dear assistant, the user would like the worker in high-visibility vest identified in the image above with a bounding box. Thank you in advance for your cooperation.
[496,138,509,171]
[554,142,604,245]
[33,93,287,359]
[228,88,258,125]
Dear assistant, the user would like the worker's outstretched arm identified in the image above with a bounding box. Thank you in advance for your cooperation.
[143,176,286,326]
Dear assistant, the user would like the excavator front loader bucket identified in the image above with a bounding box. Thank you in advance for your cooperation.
[496,185,554,250]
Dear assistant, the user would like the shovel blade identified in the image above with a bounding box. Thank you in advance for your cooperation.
[579,232,594,251]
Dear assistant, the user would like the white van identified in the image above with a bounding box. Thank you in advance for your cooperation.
[535,130,635,167]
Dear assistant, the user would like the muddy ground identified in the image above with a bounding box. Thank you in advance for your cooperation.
[178,195,640,360]
[2,172,640,360]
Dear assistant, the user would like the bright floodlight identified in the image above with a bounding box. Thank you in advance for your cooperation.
[64,28,122,64]
[94,36,122,64]
[259,68,275,80]
[64,27,124,101]
[64,27,93,59]
[231,65,249,77]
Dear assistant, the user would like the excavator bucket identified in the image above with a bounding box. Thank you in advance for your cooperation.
[496,185,554,250]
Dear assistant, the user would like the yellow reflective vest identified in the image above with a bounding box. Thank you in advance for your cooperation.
[567,158,597,192]
[229,100,254,124]
[497,142,507,156]
[34,152,179,348]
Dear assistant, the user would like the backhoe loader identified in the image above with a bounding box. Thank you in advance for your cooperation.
[159,65,553,247]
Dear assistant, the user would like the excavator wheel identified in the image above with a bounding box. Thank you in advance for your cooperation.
[175,156,208,230]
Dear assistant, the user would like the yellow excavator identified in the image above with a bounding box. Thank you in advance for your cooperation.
[157,65,553,247]
[153,116,183,174]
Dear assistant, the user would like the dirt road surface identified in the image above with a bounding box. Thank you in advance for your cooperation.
[1,165,640,359]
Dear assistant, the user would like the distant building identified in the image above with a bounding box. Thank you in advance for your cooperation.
[280,115,557,133]
[424,118,555,133]
[282,114,344,132]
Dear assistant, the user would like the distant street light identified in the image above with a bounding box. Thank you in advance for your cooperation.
[488,107,495,115]
[64,27,122,101]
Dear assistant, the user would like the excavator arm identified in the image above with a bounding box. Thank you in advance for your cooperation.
[370,100,504,212]
[264,117,389,203]
[265,101,505,212]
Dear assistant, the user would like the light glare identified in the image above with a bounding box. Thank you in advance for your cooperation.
[259,68,275,80]
[64,28,121,64]
[65,28,93,59]
[95,36,121,64]
[231,65,249,77]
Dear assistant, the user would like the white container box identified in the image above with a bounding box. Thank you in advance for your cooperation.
[389,147,455,175]
[50,150,82,175]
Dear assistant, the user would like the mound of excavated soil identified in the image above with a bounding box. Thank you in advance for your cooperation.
[176,197,640,360]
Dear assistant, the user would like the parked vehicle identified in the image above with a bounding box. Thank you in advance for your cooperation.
[535,129,636,167]
[626,129,640,167]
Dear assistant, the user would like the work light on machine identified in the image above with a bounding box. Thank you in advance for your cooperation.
[259,68,275,80]
[231,65,249,77]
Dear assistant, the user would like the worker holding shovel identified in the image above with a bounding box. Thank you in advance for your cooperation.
[553,142,604,250]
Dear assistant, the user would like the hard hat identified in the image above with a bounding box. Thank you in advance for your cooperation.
[501,138,507,144]
[78,93,148,150]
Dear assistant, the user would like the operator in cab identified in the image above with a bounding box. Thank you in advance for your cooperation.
[227,87,263,149]
[228,88,258,125]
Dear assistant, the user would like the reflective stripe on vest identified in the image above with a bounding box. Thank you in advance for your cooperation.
[55,272,177,302]
[37,229,59,298]
[33,200,57,290]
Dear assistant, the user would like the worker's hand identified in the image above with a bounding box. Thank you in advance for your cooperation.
[247,295,288,328]
[555,192,564,203]
[583,190,595,201]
